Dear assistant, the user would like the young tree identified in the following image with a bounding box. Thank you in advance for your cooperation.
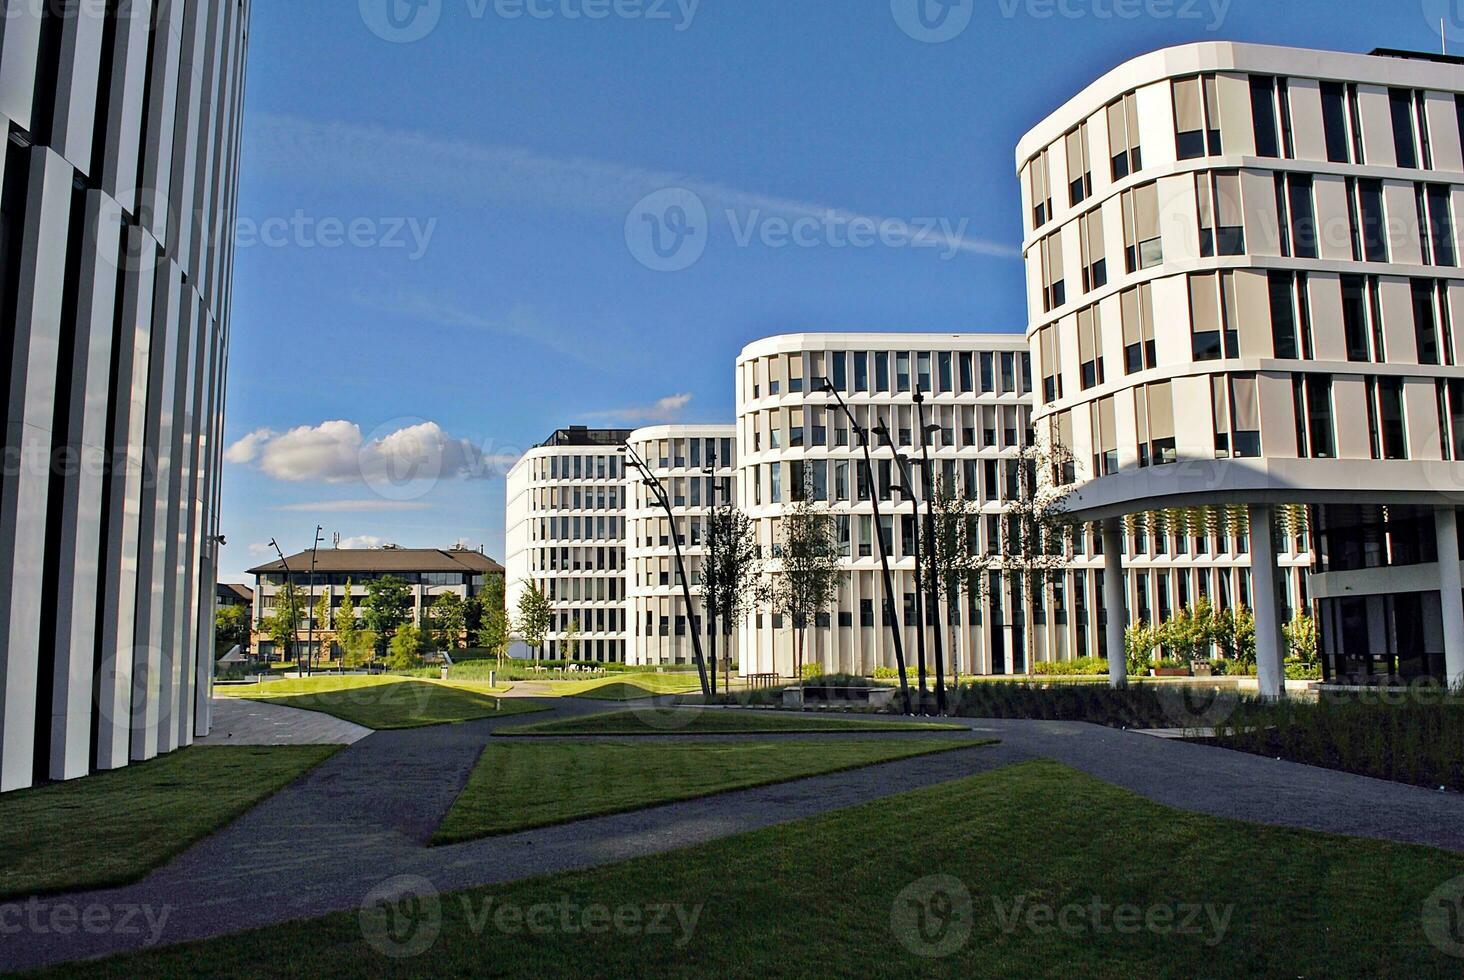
[313,590,332,662]
[266,583,303,664]
[365,576,413,658]
[704,503,763,691]
[563,618,581,662]
[516,580,553,659]
[344,629,378,670]
[387,624,425,672]
[214,605,250,656]
[1283,611,1317,665]
[336,581,360,666]
[430,593,467,653]
[995,430,1076,674]
[928,479,988,685]
[768,487,841,679]
[478,606,511,666]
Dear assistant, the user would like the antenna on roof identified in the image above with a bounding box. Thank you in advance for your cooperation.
[333,531,341,549]
[1445,19,1450,56]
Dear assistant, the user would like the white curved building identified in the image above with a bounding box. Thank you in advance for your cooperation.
[624,425,736,667]
[504,427,632,662]
[0,1,250,790]
[1019,42,1464,693]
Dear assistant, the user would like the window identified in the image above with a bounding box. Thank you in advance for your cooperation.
[1174,74,1221,159]
[1107,91,1142,180]
[1213,373,1261,459]
[981,352,995,393]
[1189,271,1238,361]
[1341,274,1384,363]
[1198,170,1245,257]
[1091,397,1118,476]
[896,352,911,392]
[1250,75,1293,158]
[1292,373,1335,459]
[1439,378,1464,460]
[1121,283,1156,373]
[1040,233,1066,312]
[1079,209,1107,291]
[958,352,974,393]
[1420,183,1456,267]
[875,352,890,392]
[1134,381,1176,467]
[1320,81,1353,163]
[1268,270,1311,360]
[1076,305,1104,390]
[1029,148,1053,228]
[853,351,869,392]
[1066,122,1092,206]
[938,352,952,392]
[1412,278,1453,366]
[1366,377,1408,460]
[1000,352,1017,394]
[1390,88,1429,169]
[917,352,932,392]
[1355,179,1388,263]
[1274,173,1317,259]
[1120,183,1161,272]
[1039,328,1062,403]
[830,351,847,391]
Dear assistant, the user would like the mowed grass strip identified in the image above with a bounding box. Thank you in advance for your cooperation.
[432,738,988,843]
[67,759,1464,978]
[225,676,544,729]
[497,708,964,736]
[567,676,703,701]
[0,746,338,900]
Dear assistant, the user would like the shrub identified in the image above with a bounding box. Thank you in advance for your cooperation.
[1285,657,1321,681]
[872,666,903,680]
[948,681,1247,729]
[1032,657,1109,676]
[801,663,825,681]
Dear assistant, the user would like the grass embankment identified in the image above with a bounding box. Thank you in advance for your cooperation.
[222,675,544,729]
[498,709,964,737]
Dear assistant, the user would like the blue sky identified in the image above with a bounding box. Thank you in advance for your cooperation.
[217,0,1444,580]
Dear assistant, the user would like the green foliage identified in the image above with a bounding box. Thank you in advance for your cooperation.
[800,662,825,681]
[769,489,841,676]
[213,605,250,655]
[364,576,413,652]
[949,681,1230,729]
[429,592,467,652]
[342,629,377,670]
[477,606,511,662]
[872,666,903,681]
[563,618,581,661]
[1285,657,1321,681]
[266,584,303,659]
[1284,612,1318,665]
[516,581,553,653]
[335,581,361,664]
[1032,656,1109,676]
[387,624,425,672]
[1124,622,1158,676]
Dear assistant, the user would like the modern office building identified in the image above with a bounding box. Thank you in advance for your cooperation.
[505,427,633,662]
[246,546,504,660]
[0,1,251,790]
[732,333,1311,677]
[1019,42,1464,694]
[625,425,736,667]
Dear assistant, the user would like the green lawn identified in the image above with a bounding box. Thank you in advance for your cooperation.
[0,746,337,900]
[223,675,544,729]
[567,676,704,701]
[498,708,964,737]
[433,738,987,843]
[67,759,1464,977]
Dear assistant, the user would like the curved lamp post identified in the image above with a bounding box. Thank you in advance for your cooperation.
[873,422,930,710]
[268,539,296,668]
[912,389,948,713]
[622,442,713,700]
[819,380,913,715]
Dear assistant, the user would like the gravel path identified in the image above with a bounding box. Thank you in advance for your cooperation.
[5,701,1464,972]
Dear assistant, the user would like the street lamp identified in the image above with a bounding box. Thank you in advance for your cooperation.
[268,539,296,669]
[622,442,713,700]
[703,443,726,695]
[913,389,948,713]
[873,422,930,710]
[819,380,913,715]
[306,525,323,676]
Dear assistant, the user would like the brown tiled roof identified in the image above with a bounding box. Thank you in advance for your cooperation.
[247,548,504,576]
[217,583,254,601]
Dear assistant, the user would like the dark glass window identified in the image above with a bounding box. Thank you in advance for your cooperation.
[1414,279,1441,366]
[1287,175,1318,259]
[1321,82,1350,163]
[1378,378,1407,460]
[1341,275,1371,362]
[1358,180,1388,262]
[1269,271,1298,359]
[1251,76,1279,158]
[1427,184,1456,267]
[831,351,847,391]
[1390,88,1418,169]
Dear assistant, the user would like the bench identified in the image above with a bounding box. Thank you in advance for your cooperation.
[784,686,897,710]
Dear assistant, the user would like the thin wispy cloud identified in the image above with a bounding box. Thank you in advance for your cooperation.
[348,292,603,366]
[275,500,433,513]
[247,113,1018,259]
[587,393,695,424]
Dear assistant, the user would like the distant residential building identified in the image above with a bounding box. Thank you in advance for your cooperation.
[216,584,254,610]
[246,547,504,661]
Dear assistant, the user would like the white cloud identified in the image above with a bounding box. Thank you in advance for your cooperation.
[225,420,519,485]
[336,535,387,550]
[589,393,695,424]
[247,542,274,556]
[248,113,1018,259]
[275,500,432,513]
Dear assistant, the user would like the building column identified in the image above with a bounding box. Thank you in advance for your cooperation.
[1250,505,1284,700]
[1435,507,1464,690]
[1101,518,1127,689]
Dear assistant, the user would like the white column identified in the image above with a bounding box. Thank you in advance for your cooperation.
[1102,519,1128,689]
[1435,507,1464,691]
[1250,505,1284,700]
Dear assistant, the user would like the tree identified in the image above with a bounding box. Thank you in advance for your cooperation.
[768,486,841,679]
[336,581,361,666]
[266,583,303,664]
[344,629,378,670]
[1283,611,1317,665]
[313,590,332,661]
[387,624,425,672]
[704,503,763,691]
[214,605,250,656]
[430,593,467,653]
[995,430,1077,674]
[563,618,581,662]
[478,607,511,665]
[1125,621,1160,676]
[928,479,987,685]
[364,576,413,658]
[516,580,553,658]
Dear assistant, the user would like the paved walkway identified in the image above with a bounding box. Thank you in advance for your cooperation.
[6,702,1464,971]
[195,697,373,746]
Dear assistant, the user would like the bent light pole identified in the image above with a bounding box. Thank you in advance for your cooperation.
[913,390,948,713]
[874,422,930,710]
[820,380,913,715]
[623,442,713,700]
[268,539,297,668]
